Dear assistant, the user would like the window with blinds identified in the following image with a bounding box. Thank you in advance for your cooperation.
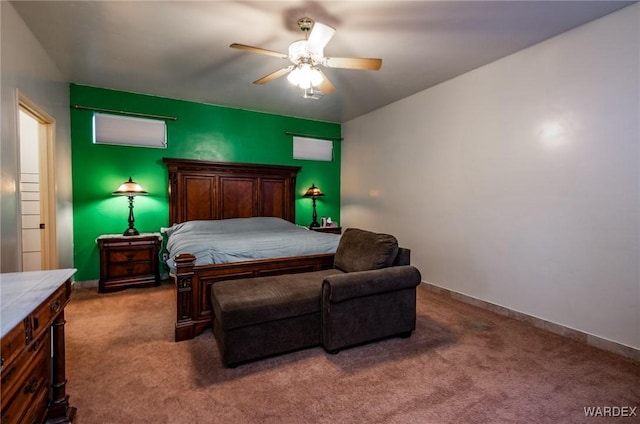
[292,136,333,161]
[93,113,167,148]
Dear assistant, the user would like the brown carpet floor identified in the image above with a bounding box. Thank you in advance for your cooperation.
[65,283,639,424]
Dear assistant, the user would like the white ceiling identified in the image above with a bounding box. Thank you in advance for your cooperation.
[11,1,635,123]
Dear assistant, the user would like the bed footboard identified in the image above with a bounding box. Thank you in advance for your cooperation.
[173,253,336,341]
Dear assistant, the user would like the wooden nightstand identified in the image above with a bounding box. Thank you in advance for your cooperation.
[97,233,162,293]
[311,226,342,234]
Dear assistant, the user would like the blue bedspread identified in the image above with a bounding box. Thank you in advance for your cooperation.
[163,217,341,272]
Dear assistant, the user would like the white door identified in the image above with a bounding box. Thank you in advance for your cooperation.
[18,101,57,271]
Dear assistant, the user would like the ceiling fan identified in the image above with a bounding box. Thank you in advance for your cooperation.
[230,17,382,98]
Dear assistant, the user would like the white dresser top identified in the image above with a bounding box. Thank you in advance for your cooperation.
[0,269,76,339]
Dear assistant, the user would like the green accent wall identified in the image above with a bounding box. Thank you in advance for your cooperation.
[71,84,341,281]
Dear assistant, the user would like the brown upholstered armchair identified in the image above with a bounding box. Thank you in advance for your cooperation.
[321,228,422,353]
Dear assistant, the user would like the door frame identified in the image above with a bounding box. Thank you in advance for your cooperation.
[18,92,58,270]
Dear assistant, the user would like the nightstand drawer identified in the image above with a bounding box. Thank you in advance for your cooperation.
[108,262,152,278]
[109,249,152,263]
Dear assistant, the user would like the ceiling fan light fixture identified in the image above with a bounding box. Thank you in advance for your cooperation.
[310,67,324,87]
[287,64,324,89]
[287,66,301,86]
[298,64,312,89]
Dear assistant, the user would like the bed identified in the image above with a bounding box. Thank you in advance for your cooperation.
[163,158,339,341]
[163,217,340,271]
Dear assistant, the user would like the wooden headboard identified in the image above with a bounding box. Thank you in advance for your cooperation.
[163,158,301,225]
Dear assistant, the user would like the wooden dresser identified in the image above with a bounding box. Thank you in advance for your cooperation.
[0,269,76,424]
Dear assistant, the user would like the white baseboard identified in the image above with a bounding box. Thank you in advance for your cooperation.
[422,281,640,363]
[73,279,98,289]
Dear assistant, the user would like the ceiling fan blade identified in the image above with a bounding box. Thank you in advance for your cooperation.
[324,57,382,71]
[230,43,287,59]
[253,66,294,85]
[317,70,336,95]
[307,22,336,54]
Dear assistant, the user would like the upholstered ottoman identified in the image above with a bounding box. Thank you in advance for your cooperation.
[211,269,342,367]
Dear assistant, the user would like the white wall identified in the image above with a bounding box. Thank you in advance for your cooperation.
[342,4,639,349]
[1,2,74,272]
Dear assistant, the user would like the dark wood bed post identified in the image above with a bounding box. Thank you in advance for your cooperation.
[174,252,217,342]
[167,166,177,227]
[174,250,238,342]
[174,253,197,342]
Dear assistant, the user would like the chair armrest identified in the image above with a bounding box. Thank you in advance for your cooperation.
[322,265,422,304]
[393,247,411,266]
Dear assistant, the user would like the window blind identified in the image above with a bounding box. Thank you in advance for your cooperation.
[93,113,167,148]
[293,136,333,161]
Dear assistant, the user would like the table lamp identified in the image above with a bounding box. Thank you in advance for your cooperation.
[113,177,148,236]
[303,183,324,228]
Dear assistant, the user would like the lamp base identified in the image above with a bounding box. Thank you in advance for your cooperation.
[309,221,320,228]
[123,228,140,236]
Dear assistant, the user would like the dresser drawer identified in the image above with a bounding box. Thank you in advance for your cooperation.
[108,262,153,278]
[0,329,48,406]
[1,321,25,375]
[109,248,152,263]
[31,283,68,341]
[0,331,49,424]
[18,383,49,424]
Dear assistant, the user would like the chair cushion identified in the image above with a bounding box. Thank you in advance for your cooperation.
[333,228,399,273]
[212,269,343,331]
